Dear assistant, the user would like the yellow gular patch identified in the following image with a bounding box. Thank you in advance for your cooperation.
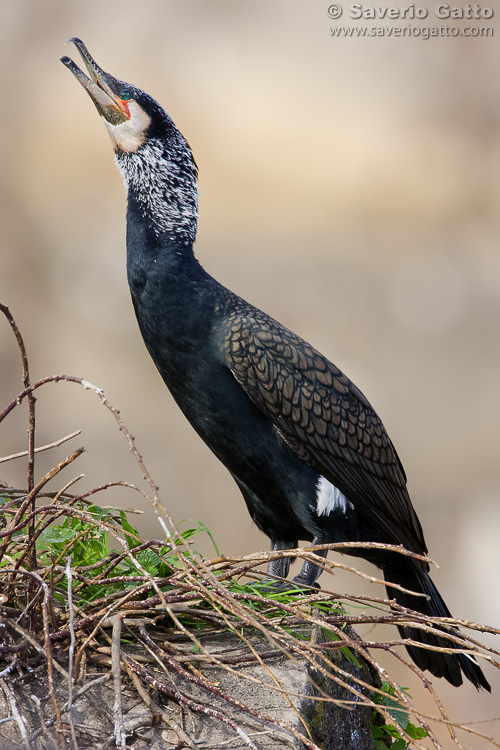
[103,101,151,153]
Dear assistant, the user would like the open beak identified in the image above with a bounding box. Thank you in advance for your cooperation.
[60,38,130,124]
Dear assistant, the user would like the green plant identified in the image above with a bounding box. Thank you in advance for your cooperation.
[372,682,428,749]
[33,506,222,606]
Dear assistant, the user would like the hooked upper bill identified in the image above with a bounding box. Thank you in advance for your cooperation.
[60,38,130,125]
[61,37,153,153]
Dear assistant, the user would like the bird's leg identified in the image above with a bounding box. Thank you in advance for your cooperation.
[292,538,328,588]
[262,539,298,585]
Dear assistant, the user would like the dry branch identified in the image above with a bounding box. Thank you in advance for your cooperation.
[1,303,498,749]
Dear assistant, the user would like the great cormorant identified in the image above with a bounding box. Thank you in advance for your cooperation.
[61,39,490,691]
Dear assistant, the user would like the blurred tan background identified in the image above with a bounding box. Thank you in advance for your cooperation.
[0,0,499,744]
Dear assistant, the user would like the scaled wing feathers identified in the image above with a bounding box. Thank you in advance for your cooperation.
[221,300,426,554]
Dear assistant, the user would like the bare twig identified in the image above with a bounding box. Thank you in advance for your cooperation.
[30,674,112,740]
[124,654,263,750]
[1,307,498,750]
[0,677,31,750]
[3,571,66,750]
[111,616,126,749]
[66,557,79,750]
[0,430,82,464]
[0,448,84,566]
[124,664,198,749]
[0,304,37,581]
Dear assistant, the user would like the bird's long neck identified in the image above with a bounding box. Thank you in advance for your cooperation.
[116,134,217,382]
[116,134,199,249]
[116,133,204,294]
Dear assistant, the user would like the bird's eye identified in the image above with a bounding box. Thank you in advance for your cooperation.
[120,90,132,101]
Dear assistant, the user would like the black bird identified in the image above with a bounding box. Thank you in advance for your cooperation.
[61,39,490,691]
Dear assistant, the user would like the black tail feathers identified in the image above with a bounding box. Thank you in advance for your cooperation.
[385,566,490,691]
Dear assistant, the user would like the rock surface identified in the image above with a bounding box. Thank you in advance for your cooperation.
[0,626,381,749]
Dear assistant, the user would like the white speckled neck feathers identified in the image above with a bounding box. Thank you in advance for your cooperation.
[115,134,199,243]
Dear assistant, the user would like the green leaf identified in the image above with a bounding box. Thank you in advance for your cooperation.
[371,681,427,748]
[179,519,220,556]
[383,724,404,738]
[136,549,161,575]
[340,646,361,668]
[374,682,409,729]
[405,723,428,740]
[119,510,140,549]
[37,526,77,549]
[88,503,114,522]
[87,538,108,561]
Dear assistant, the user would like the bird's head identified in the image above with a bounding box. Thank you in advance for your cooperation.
[60,38,170,154]
[61,39,199,243]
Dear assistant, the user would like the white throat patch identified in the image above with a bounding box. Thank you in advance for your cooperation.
[315,476,352,516]
[103,101,151,153]
[115,137,198,240]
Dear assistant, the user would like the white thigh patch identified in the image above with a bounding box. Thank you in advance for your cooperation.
[316,476,352,516]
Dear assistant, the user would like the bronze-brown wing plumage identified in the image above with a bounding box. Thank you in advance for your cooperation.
[221,297,426,555]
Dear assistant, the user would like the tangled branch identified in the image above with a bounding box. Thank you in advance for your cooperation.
[0,303,498,750]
